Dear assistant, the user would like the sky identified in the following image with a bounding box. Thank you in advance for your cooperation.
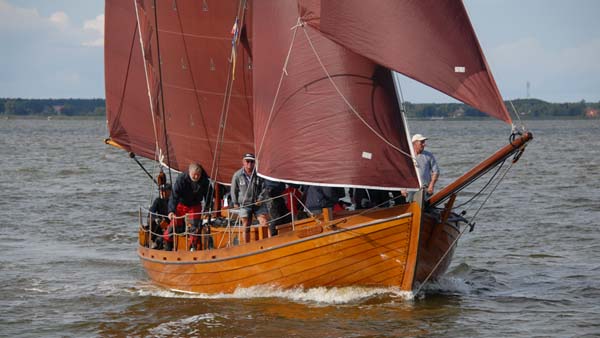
[0,0,598,103]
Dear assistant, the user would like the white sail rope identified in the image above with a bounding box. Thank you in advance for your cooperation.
[508,100,528,134]
[133,0,162,168]
[414,158,516,296]
[133,0,173,208]
[255,17,303,161]
[300,22,414,160]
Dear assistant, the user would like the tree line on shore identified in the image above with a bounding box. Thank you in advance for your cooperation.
[1,98,105,116]
[1,97,598,119]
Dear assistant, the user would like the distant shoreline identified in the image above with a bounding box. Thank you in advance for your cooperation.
[1,115,104,120]
[1,97,598,119]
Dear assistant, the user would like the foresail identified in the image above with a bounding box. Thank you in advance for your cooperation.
[105,0,254,182]
[317,0,512,124]
[252,0,420,190]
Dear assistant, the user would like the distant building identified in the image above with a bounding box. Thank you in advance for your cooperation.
[585,108,598,118]
[449,107,464,118]
[52,105,64,114]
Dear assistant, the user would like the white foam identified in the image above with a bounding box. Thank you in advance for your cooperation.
[419,277,471,294]
[23,287,47,293]
[149,313,227,336]
[133,283,415,304]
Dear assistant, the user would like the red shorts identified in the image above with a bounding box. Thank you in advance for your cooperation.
[173,203,203,226]
[163,203,203,243]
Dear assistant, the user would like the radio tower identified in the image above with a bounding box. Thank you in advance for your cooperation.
[526,81,530,99]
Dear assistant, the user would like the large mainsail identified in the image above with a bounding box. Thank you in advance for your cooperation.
[251,0,513,190]
[105,0,254,182]
[252,0,419,190]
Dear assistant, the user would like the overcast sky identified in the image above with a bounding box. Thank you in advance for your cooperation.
[0,0,598,103]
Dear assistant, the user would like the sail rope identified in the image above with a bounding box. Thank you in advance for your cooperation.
[414,157,517,296]
[133,0,161,170]
[299,21,414,160]
[172,1,215,176]
[133,0,171,205]
[450,159,506,210]
[208,0,247,187]
[508,100,527,133]
[112,24,138,142]
[151,0,175,185]
[255,17,302,161]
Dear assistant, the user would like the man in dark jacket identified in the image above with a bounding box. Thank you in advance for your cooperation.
[304,185,344,215]
[148,183,171,249]
[165,163,210,249]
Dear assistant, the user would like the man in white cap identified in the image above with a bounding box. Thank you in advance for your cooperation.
[230,153,269,242]
[411,134,439,200]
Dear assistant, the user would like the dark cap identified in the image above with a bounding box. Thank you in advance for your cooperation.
[159,183,172,191]
[243,153,255,161]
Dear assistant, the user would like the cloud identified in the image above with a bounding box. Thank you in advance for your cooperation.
[82,14,104,47]
[0,0,105,98]
[0,0,102,47]
[49,11,69,28]
[0,0,41,31]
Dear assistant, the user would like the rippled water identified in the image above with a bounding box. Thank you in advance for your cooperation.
[1,117,599,337]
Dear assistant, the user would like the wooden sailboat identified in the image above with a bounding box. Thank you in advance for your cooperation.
[104,0,533,294]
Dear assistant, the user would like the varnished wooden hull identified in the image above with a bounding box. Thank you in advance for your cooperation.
[138,201,460,294]
[414,212,461,284]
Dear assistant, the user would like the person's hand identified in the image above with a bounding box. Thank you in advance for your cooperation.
[168,212,175,220]
[401,189,408,197]
[427,186,434,195]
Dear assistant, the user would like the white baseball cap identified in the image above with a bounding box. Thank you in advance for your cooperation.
[411,134,428,142]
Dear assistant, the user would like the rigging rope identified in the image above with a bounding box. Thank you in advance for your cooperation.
[508,100,527,133]
[414,157,517,296]
[256,18,302,161]
[152,0,174,185]
[209,0,247,186]
[451,159,506,210]
[299,21,414,160]
[133,0,161,163]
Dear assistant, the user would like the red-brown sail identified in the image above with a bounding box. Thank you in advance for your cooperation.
[105,0,156,161]
[252,0,420,189]
[105,0,254,182]
[317,0,512,124]
[106,0,511,190]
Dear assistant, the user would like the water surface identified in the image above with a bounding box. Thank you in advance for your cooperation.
[0,118,598,337]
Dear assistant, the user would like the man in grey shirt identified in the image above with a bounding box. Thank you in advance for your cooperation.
[230,153,269,242]
[411,134,440,200]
